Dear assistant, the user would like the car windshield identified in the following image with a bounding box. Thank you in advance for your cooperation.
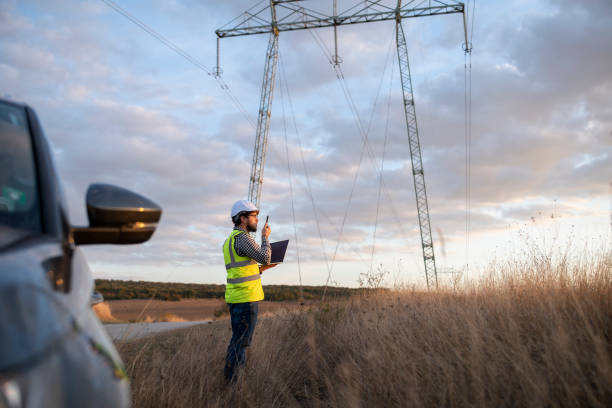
[0,100,41,244]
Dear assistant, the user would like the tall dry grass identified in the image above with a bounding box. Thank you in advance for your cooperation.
[119,251,611,407]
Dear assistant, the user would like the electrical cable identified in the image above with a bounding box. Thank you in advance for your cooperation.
[277,55,333,279]
[308,27,412,244]
[305,24,424,295]
[102,0,475,288]
[464,51,469,275]
[278,57,304,302]
[99,0,257,129]
[322,106,368,297]
[467,46,472,277]
[333,69,411,242]
[333,46,409,224]
[326,31,396,274]
[370,45,396,276]
[470,0,477,42]
[464,1,475,277]
[278,50,400,294]
[261,83,374,270]
[274,43,396,269]
[317,27,397,299]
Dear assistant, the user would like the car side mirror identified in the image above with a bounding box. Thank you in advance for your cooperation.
[71,183,162,245]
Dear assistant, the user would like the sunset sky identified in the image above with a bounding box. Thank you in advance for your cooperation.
[1,0,610,287]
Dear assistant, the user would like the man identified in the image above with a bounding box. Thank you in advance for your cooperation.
[222,199,276,383]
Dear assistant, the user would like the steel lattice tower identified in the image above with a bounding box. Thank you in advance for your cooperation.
[395,12,436,287]
[215,0,469,288]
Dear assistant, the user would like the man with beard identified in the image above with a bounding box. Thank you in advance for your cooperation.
[222,200,276,383]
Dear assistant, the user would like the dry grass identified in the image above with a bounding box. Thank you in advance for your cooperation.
[93,302,118,323]
[118,251,611,407]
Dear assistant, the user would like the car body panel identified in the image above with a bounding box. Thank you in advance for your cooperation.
[0,238,70,372]
[1,97,159,407]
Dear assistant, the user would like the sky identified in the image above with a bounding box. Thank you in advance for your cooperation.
[1,0,610,288]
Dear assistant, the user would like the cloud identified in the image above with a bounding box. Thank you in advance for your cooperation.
[1,0,610,285]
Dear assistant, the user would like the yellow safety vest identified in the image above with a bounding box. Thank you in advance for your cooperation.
[223,230,264,303]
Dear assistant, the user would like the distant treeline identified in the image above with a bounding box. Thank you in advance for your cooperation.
[95,279,365,302]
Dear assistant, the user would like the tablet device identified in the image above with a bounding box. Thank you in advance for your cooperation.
[270,240,289,264]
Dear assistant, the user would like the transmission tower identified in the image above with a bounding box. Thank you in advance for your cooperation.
[215,0,470,288]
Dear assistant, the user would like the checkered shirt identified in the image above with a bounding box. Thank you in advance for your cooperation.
[232,227,271,265]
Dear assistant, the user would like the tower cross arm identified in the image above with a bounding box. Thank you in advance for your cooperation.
[216,1,465,38]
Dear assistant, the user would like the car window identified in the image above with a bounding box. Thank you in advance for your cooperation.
[0,101,41,243]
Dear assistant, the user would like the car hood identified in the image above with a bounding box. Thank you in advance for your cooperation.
[0,241,73,372]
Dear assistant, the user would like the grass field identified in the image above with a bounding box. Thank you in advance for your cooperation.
[117,251,611,407]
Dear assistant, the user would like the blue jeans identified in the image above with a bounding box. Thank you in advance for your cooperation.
[224,301,259,382]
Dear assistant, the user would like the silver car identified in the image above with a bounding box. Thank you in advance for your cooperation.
[0,97,162,407]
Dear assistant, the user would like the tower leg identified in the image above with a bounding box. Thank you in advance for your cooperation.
[248,32,279,207]
[396,20,438,289]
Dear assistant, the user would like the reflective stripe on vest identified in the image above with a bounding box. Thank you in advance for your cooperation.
[227,274,261,284]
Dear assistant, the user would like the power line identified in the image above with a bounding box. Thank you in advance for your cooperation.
[99,0,256,128]
[277,50,397,290]
[464,1,475,276]
[278,61,303,302]
[215,1,468,288]
[370,44,396,277]
[306,23,424,293]
[100,0,210,73]
[325,29,396,276]
[470,0,477,42]
[277,54,332,278]
[308,27,412,243]
[309,27,398,297]
[264,59,376,271]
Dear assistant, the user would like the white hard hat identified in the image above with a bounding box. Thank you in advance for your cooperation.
[230,200,259,218]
